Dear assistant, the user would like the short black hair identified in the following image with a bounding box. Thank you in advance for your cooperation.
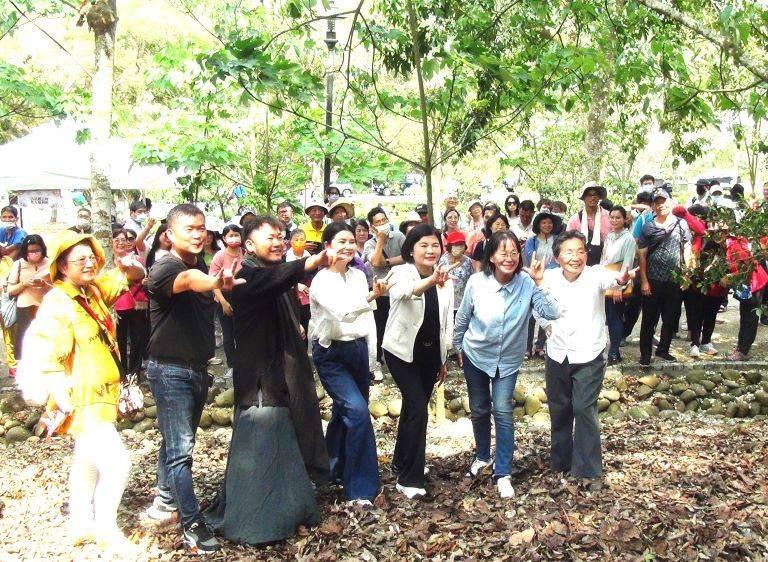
[731,183,745,200]
[240,211,258,227]
[600,198,613,211]
[276,201,293,211]
[481,231,522,276]
[519,200,535,212]
[485,212,509,233]
[609,205,628,220]
[401,223,443,263]
[553,230,587,258]
[166,204,204,228]
[221,224,242,238]
[1,206,18,218]
[537,198,553,210]
[321,221,354,245]
[552,200,567,213]
[640,174,655,184]
[636,191,653,205]
[367,206,387,224]
[20,234,47,260]
[354,219,370,231]
[243,215,283,240]
[129,200,147,213]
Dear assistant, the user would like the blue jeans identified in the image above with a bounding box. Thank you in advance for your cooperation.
[147,359,209,526]
[462,354,517,477]
[312,339,379,501]
[605,297,625,358]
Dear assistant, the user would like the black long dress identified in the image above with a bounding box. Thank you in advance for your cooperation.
[205,254,328,545]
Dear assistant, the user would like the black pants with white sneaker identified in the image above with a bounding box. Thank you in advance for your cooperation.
[639,280,682,361]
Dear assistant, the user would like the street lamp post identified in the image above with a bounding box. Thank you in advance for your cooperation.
[323,4,338,199]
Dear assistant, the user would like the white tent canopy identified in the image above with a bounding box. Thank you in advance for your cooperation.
[0,120,180,192]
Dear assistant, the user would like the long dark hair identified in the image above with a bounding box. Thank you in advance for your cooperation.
[481,231,522,276]
[146,223,169,269]
[504,194,520,218]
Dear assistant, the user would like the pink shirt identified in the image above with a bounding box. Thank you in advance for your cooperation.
[209,248,244,277]
[566,208,611,242]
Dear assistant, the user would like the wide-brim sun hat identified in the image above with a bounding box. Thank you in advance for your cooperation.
[328,199,355,218]
[580,181,607,200]
[304,201,329,214]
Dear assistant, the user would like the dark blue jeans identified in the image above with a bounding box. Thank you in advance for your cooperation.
[604,297,625,358]
[312,339,379,501]
[462,354,517,477]
[147,359,209,526]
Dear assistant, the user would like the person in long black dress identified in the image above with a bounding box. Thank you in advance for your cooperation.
[205,215,336,545]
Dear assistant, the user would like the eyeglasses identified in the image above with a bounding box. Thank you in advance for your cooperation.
[67,255,98,267]
[496,251,519,259]
[561,249,587,258]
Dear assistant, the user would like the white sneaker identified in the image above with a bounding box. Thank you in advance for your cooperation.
[140,497,179,528]
[496,476,515,498]
[700,343,718,355]
[467,457,491,477]
[347,499,373,507]
[373,362,384,381]
[689,345,700,358]
[424,465,431,476]
[224,368,233,379]
[208,357,223,366]
[396,483,426,499]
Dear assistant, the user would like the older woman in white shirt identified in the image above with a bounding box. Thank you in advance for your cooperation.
[383,223,454,499]
[309,222,386,505]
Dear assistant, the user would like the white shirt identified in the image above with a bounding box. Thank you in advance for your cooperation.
[538,266,622,364]
[511,217,533,242]
[309,267,377,369]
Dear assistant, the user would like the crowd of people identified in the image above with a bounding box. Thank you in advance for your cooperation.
[4,174,767,556]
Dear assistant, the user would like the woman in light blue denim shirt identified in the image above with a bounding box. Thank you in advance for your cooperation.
[453,230,559,498]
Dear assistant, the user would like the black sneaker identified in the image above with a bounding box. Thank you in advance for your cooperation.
[655,351,676,361]
[183,520,221,554]
[639,357,651,368]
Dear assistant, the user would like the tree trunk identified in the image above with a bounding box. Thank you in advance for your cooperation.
[584,76,608,181]
[87,0,117,262]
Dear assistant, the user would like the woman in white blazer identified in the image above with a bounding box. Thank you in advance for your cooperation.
[382,223,454,499]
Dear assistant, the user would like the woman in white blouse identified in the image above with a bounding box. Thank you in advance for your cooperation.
[383,223,455,499]
[309,222,386,505]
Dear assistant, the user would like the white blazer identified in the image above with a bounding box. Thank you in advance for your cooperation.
[382,263,454,364]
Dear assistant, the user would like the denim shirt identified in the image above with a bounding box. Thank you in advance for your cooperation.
[453,271,560,378]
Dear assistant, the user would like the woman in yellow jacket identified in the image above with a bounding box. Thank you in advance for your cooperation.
[21,231,145,550]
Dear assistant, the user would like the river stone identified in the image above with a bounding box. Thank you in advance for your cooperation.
[737,402,750,418]
[641,404,659,417]
[534,387,548,404]
[461,396,470,413]
[210,407,232,426]
[700,380,716,391]
[5,420,20,430]
[709,373,723,384]
[744,371,761,384]
[445,410,458,422]
[380,387,392,397]
[685,400,699,412]
[144,406,157,419]
[530,411,550,426]
[133,419,155,433]
[675,402,686,413]
[627,406,649,420]
[130,410,145,423]
[215,389,235,408]
[448,398,463,413]
[749,401,761,417]
[755,390,768,407]
[636,385,654,399]
[679,389,697,403]
[720,393,734,404]
[656,380,670,392]
[607,402,623,416]
[638,374,660,388]
[5,426,32,443]
[369,401,388,419]
[725,402,738,418]
[513,407,525,421]
[699,398,712,410]
[615,378,629,392]
[321,410,332,421]
[513,389,526,406]
[670,383,687,395]
[602,390,621,402]
[659,410,679,420]
[597,398,610,412]
[116,419,133,431]
[0,394,26,414]
[708,401,725,416]
[524,396,542,416]
[685,370,707,384]
[24,411,41,430]
[143,395,155,408]
[388,399,402,418]
[656,398,672,411]
[198,410,212,429]
[722,369,741,382]
[691,384,708,397]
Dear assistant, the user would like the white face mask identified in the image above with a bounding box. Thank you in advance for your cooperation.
[1,221,15,229]
[451,246,465,257]
[76,218,90,229]
[134,213,147,225]
[328,194,339,203]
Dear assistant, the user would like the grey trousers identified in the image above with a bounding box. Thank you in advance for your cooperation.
[544,351,606,478]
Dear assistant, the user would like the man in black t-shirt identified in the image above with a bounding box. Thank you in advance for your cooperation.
[143,204,242,555]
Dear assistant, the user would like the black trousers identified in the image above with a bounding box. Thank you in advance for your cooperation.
[737,290,763,355]
[639,280,682,360]
[14,305,38,359]
[117,308,150,376]
[544,352,605,479]
[372,296,390,362]
[622,279,642,339]
[687,291,721,347]
[384,342,441,488]
[526,316,546,353]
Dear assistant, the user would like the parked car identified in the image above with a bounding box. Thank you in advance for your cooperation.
[333,182,354,197]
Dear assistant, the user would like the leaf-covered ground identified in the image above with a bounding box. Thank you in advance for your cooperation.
[1,412,767,561]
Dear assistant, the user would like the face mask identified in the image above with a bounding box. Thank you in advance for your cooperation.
[226,239,241,248]
[451,246,465,257]
[711,195,722,204]
[134,213,147,225]
[1,221,14,229]
[291,242,306,254]
[76,218,90,229]
[328,194,339,203]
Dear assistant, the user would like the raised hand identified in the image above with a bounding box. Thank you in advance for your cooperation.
[432,261,460,288]
[218,267,246,291]
[522,255,545,284]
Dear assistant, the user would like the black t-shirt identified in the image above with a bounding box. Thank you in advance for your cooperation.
[416,276,440,346]
[147,254,215,366]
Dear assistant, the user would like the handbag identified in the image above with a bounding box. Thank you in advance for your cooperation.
[1,260,21,327]
[73,294,144,417]
[603,262,633,298]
